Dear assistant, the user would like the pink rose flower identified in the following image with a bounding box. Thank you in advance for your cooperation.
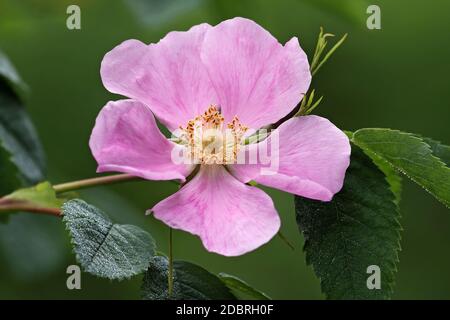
[90,17,350,256]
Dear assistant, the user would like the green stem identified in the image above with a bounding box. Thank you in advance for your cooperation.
[53,173,141,194]
[168,227,174,298]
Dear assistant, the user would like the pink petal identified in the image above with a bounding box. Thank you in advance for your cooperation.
[151,165,280,256]
[229,116,351,201]
[100,24,217,131]
[89,99,192,182]
[200,17,311,129]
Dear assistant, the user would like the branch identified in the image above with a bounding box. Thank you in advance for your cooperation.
[53,173,142,194]
[0,202,61,217]
[0,174,152,217]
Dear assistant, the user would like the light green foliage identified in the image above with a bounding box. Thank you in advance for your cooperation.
[4,181,64,209]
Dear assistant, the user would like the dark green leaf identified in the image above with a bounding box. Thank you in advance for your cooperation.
[0,90,45,184]
[218,273,271,300]
[0,144,21,197]
[349,141,403,205]
[0,50,45,185]
[0,50,28,100]
[62,199,155,280]
[0,51,44,222]
[352,129,450,207]
[295,146,401,299]
[142,256,236,300]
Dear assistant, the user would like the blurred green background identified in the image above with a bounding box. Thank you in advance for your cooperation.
[0,0,449,299]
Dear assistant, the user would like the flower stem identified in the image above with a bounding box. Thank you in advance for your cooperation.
[168,227,174,298]
[53,173,141,194]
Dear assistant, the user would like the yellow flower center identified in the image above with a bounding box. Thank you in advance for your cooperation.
[179,105,248,164]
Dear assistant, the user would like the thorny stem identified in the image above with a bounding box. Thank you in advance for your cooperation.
[168,227,174,298]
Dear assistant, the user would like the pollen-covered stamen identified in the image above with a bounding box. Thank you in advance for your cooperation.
[179,105,248,164]
[227,116,248,162]
[202,105,224,129]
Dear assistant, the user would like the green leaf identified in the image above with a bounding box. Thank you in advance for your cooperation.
[0,145,21,197]
[0,89,45,184]
[4,181,64,209]
[351,143,403,205]
[351,129,450,208]
[62,199,155,280]
[368,152,403,206]
[0,50,28,100]
[0,50,45,185]
[421,137,450,166]
[346,130,402,204]
[142,256,236,300]
[295,146,401,299]
[218,273,271,300]
[0,51,44,222]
